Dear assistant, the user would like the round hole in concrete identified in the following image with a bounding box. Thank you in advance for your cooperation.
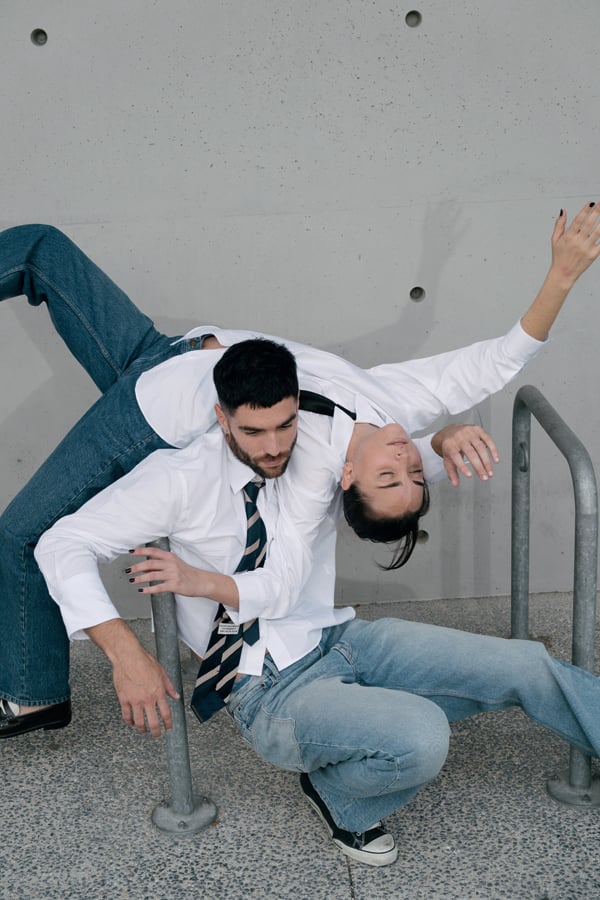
[405,10,422,27]
[31,28,48,46]
[410,286,426,302]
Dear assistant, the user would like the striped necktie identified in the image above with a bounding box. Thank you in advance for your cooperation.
[191,478,266,722]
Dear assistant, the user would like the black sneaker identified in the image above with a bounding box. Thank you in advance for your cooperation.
[299,772,398,867]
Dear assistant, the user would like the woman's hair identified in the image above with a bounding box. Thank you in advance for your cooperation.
[342,480,430,570]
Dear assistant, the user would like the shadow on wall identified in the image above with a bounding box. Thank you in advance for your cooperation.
[322,199,470,367]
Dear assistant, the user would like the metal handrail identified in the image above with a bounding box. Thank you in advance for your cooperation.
[511,385,599,807]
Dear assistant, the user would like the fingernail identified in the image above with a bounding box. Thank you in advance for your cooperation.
[129,549,135,554]
[138,588,143,593]
[559,209,563,217]
[128,578,134,583]
[124,567,131,574]
[590,201,596,207]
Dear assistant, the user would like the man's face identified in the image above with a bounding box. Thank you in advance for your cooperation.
[215,397,298,479]
[341,423,425,518]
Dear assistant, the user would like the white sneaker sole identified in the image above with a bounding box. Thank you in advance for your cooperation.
[304,788,398,867]
[332,836,398,867]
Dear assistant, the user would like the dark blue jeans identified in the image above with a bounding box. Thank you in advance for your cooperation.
[0,225,191,705]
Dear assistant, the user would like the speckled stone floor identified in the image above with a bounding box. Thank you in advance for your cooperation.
[1,593,598,900]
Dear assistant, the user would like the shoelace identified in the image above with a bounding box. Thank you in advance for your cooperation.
[351,824,386,846]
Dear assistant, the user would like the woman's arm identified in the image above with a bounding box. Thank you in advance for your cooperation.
[520,203,600,341]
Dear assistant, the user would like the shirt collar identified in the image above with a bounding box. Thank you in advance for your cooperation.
[330,395,394,461]
[354,395,392,426]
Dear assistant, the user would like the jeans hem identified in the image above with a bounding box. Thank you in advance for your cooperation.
[0,688,71,706]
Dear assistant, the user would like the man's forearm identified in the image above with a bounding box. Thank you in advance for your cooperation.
[86,617,143,664]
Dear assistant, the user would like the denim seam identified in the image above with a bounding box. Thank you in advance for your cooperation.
[24,263,124,378]
[414,686,516,705]
[12,538,70,706]
[125,346,180,376]
[298,731,409,798]
[256,706,304,769]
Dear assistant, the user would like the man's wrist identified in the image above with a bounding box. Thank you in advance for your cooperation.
[85,617,139,665]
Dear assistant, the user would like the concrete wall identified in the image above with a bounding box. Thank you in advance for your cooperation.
[1,1,599,615]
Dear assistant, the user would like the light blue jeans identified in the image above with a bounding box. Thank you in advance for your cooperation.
[228,618,600,832]
[0,224,194,705]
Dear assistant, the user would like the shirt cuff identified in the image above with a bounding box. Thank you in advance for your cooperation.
[227,571,267,624]
[413,436,447,484]
[509,320,547,361]
[53,571,122,640]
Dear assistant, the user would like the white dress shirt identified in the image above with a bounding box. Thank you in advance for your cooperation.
[34,432,354,676]
[136,321,544,482]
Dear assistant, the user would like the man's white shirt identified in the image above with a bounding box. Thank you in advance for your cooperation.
[34,432,354,676]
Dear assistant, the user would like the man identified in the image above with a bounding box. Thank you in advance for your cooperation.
[33,331,600,868]
[1,203,598,737]
[33,338,321,738]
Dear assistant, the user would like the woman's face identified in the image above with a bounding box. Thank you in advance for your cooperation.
[342,424,425,519]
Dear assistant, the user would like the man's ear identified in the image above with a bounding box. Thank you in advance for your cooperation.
[340,461,354,491]
[215,403,229,435]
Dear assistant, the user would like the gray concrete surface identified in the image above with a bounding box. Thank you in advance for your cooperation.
[1,593,598,900]
[4,1,600,606]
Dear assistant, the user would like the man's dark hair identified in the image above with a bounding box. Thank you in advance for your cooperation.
[342,480,430,569]
[213,338,299,412]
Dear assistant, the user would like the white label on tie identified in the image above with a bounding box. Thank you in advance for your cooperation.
[218,622,239,635]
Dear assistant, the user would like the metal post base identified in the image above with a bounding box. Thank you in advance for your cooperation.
[152,796,218,836]
[546,773,600,809]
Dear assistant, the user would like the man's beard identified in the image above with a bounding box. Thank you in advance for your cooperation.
[225,430,296,479]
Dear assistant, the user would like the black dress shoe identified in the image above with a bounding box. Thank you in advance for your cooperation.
[0,698,71,738]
